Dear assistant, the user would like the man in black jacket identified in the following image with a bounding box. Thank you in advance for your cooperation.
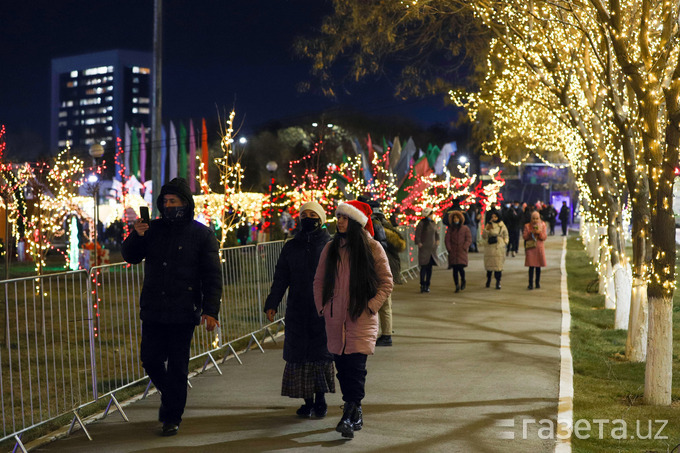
[122,178,222,437]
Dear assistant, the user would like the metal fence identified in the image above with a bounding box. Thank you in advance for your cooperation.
[1,225,442,452]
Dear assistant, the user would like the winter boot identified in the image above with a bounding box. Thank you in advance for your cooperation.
[461,278,466,290]
[486,271,492,288]
[494,271,502,290]
[376,335,392,347]
[336,402,359,438]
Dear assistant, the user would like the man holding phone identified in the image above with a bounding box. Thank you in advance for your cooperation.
[122,177,222,437]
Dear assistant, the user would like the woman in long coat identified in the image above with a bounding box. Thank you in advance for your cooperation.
[481,209,509,289]
[415,208,440,293]
[264,201,334,418]
[314,200,393,439]
[523,210,548,289]
[445,211,472,292]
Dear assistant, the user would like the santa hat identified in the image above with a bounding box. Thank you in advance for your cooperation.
[336,200,374,237]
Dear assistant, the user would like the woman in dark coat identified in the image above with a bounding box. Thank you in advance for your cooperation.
[445,211,472,293]
[415,208,440,293]
[264,201,334,418]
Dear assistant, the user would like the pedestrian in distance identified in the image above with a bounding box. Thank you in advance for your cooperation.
[445,211,472,293]
[121,177,222,437]
[314,200,394,439]
[559,201,570,236]
[502,201,520,257]
[481,209,509,290]
[415,208,440,293]
[263,201,335,419]
[366,200,406,347]
[524,210,548,289]
[467,204,480,252]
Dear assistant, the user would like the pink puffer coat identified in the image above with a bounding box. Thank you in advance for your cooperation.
[313,232,394,355]
[523,221,547,267]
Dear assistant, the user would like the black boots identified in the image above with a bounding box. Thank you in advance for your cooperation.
[461,279,466,290]
[485,271,492,288]
[376,335,392,346]
[455,284,460,293]
[420,284,430,293]
[494,271,502,290]
[336,402,363,438]
[296,398,314,418]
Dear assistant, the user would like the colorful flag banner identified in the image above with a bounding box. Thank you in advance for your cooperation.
[161,124,167,186]
[189,119,197,192]
[130,127,140,179]
[179,122,188,180]
[139,124,147,182]
[169,121,178,180]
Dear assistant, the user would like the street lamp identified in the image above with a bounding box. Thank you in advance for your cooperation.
[89,143,105,268]
[266,161,278,240]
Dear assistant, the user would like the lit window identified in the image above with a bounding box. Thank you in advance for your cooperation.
[70,70,78,78]
[59,111,68,118]
[67,81,78,88]
[66,100,73,107]
[58,140,67,147]
[67,130,73,137]
[106,126,113,131]
[139,97,150,104]
[132,77,139,83]
[132,97,138,103]
[132,107,138,114]
[138,107,150,114]
[105,96,113,102]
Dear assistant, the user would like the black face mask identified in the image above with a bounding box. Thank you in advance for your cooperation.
[301,217,320,233]
[163,205,187,223]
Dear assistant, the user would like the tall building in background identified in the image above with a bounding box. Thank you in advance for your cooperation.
[50,49,152,154]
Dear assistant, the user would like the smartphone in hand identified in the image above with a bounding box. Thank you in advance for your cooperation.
[139,206,150,223]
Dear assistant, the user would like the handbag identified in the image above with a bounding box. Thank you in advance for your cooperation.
[487,235,498,245]
[525,233,537,249]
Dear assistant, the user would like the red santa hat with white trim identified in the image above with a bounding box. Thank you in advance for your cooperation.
[336,200,374,237]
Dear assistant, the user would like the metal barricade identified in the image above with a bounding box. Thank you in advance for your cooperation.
[4,229,433,450]
[0,271,95,448]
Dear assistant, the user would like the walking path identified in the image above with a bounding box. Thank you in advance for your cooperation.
[31,237,567,453]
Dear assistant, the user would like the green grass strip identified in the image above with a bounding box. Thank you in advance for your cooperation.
[567,237,680,452]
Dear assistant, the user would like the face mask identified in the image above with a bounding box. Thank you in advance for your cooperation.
[453,220,460,225]
[506,204,511,208]
[163,205,186,223]
[301,217,320,232]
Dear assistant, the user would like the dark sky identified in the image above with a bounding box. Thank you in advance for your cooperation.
[0,0,455,156]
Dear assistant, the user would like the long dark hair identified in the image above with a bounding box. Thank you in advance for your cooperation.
[321,218,378,320]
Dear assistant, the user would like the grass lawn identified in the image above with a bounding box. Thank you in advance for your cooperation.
[567,237,680,452]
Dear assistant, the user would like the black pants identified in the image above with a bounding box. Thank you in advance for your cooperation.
[141,322,196,425]
[507,229,520,253]
[420,257,436,286]
[561,222,568,235]
[452,265,466,286]
[486,270,502,283]
[528,267,542,285]
[334,353,368,404]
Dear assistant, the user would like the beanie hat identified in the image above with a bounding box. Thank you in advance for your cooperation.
[336,200,374,237]
[299,201,327,224]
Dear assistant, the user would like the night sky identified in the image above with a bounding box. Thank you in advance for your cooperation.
[0,0,455,157]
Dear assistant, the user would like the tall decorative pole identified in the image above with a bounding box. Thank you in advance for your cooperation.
[151,0,163,218]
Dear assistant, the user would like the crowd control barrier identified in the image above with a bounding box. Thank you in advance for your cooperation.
[2,224,442,452]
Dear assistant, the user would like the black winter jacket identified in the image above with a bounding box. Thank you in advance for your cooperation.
[263,227,332,363]
[122,179,222,325]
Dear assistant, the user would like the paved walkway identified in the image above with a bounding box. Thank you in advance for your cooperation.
[30,237,567,453]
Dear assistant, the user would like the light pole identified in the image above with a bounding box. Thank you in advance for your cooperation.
[89,143,105,268]
[266,161,277,241]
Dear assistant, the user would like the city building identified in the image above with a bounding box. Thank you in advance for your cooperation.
[50,49,152,154]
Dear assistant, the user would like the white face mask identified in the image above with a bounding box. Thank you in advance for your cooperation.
[453,220,460,225]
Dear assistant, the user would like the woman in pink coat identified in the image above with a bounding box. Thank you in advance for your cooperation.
[523,210,548,289]
[445,211,472,293]
[314,200,393,439]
